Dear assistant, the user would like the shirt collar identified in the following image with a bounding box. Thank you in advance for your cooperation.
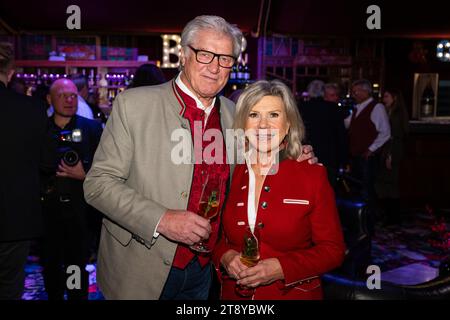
[356,97,374,109]
[175,72,216,112]
[50,114,77,130]
[244,147,288,175]
[78,95,87,104]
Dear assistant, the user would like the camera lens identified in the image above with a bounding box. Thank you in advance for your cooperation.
[63,150,79,166]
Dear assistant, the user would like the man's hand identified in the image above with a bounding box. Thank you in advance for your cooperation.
[386,154,392,170]
[56,160,86,180]
[297,144,318,165]
[237,258,284,288]
[157,209,211,245]
[363,149,373,160]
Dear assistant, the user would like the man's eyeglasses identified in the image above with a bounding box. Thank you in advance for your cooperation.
[188,45,236,69]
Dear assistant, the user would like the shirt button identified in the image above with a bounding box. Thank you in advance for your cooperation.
[264,186,270,192]
[261,201,268,209]
[181,191,188,199]
[164,259,171,266]
[257,222,264,229]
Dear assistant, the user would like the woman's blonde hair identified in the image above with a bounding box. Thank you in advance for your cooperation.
[233,80,304,159]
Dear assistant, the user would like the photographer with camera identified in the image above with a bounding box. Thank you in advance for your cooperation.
[41,78,102,300]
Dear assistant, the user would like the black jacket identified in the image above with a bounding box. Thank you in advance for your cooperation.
[299,97,348,171]
[0,82,54,242]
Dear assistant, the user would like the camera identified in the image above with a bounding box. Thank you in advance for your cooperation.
[56,129,83,167]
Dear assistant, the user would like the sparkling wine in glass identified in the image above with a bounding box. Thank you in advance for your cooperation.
[235,226,260,297]
[189,176,222,253]
[240,227,260,267]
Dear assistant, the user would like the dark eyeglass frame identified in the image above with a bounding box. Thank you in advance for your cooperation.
[188,45,236,69]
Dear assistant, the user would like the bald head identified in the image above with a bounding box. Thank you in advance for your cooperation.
[49,78,77,94]
[48,79,78,118]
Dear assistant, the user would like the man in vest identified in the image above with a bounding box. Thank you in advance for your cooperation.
[345,79,391,205]
[83,15,316,300]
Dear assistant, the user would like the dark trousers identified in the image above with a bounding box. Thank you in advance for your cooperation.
[0,240,31,300]
[41,196,89,300]
[159,257,212,300]
[351,154,380,204]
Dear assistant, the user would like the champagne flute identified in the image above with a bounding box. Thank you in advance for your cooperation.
[235,226,260,297]
[189,175,222,253]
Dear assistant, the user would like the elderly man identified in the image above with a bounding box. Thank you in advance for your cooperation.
[84,15,315,300]
[41,78,102,300]
[345,79,390,204]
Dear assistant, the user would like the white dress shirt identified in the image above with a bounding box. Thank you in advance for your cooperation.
[344,97,391,152]
[175,72,215,125]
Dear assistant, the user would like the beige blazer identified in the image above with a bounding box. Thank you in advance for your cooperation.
[84,79,235,299]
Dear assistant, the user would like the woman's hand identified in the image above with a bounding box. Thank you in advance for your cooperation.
[236,258,284,288]
[221,250,248,279]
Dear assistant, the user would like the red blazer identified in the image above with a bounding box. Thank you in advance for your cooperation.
[213,158,346,300]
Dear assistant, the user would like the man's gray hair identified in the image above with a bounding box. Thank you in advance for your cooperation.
[181,15,243,58]
[352,79,372,94]
[307,80,325,98]
[324,82,340,93]
[71,75,88,92]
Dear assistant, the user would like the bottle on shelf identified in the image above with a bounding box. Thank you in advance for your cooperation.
[420,80,435,119]
[124,69,131,87]
[237,63,244,80]
[88,69,95,88]
[36,69,42,86]
[230,65,237,80]
[243,64,250,81]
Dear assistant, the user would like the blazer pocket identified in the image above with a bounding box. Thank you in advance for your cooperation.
[283,199,310,205]
[102,218,133,247]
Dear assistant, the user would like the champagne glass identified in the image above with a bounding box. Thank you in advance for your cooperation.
[189,175,222,253]
[235,225,260,297]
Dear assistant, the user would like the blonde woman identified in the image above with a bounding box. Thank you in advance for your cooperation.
[213,80,345,300]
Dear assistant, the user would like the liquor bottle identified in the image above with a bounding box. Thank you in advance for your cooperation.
[124,69,130,87]
[36,69,42,85]
[230,65,236,80]
[88,69,95,87]
[243,64,250,81]
[420,80,435,118]
[237,63,244,80]
[98,73,109,106]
